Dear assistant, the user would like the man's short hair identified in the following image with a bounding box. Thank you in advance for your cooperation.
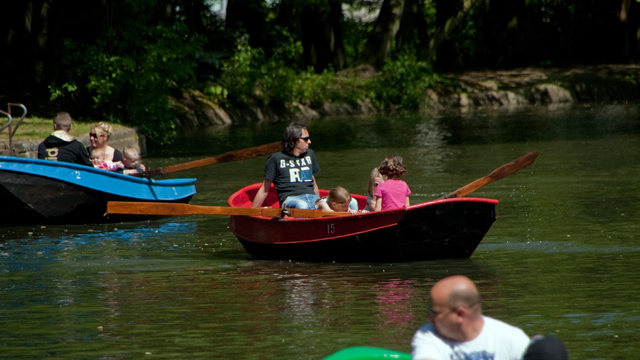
[53,112,73,131]
[282,122,308,154]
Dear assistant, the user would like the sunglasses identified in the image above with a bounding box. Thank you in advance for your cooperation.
[89,133,107,138]
[300,136,310,141]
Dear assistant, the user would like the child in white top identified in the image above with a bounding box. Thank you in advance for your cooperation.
[364,167,385,212]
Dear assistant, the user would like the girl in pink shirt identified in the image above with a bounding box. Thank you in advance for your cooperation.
[374,155,411,211]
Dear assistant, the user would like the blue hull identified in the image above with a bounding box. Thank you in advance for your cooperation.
[0,156,196,225]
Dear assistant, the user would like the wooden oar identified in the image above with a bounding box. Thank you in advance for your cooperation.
[440,151,539,199]
[132,141,281,178]
[106,201,351,218]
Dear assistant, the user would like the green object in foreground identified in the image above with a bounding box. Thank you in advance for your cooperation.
[321,347,412,360]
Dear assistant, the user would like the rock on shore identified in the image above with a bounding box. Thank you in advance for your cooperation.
[171,65,640,127]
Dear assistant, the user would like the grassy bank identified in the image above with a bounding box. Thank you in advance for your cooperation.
[0,117,132,142]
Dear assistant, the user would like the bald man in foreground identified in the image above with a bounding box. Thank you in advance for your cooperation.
[411,275,530,360]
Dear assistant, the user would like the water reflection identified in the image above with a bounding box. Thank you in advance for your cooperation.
[411,120,454,177]
[2,104,639,359]
[0,221,198,258]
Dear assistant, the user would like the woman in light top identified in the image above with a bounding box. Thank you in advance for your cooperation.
[87,122,123,167]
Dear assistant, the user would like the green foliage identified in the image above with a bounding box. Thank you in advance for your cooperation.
[219,37,367,110]
[204,85,228,103]
[49,4,205,144]
[369,53,440,110]
[49,82,78,101]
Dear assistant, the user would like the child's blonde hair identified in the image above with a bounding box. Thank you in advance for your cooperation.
[367,167,384,196]
[379,155,407,179]
[122,146,139,160]
[317,186,352,210]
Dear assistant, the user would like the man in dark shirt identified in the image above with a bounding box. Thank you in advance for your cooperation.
[251,122,320,209]
[37,112,92,166]
[250,122,358,211]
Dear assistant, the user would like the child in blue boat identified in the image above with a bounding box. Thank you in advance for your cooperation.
[94,146,145,175]
[121,146,146,175]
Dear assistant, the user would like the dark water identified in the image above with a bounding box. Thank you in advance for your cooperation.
[1,104,639,359]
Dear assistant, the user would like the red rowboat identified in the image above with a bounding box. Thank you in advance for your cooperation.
[227,183,499,262]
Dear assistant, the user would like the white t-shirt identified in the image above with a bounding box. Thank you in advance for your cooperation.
[411,316,530,360]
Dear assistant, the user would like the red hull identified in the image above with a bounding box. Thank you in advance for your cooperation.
[228,183,498,262]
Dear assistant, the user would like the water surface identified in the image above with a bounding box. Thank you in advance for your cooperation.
[1,104,639,359]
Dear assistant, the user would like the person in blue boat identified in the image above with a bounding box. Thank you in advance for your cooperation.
[37,112,93,166]
[87,121,123,167]
[411,275,530,360]
[251,122,357,211]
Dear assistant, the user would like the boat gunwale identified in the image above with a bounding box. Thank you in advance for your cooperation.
[0,155,197,187]
[228,182,499,223]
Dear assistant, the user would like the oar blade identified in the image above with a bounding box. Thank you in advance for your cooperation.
[441,151,539,199]
[107,202,283,217]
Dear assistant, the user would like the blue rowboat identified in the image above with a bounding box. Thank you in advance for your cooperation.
[0,156,196,225]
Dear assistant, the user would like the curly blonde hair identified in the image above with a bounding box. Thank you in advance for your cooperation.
[92,122,113,139]
[378,155,407,179]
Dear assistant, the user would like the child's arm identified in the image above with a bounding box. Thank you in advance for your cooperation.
[367,195,376,210]
[374,197,382,211]
[95,160,124,171]
[406,197,410,207]
[316,200,333,212]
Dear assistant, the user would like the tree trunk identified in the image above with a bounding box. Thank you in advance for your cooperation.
[287,0,345,72]
[328,0,346,71]
[0,0,50,97]
[618,0,631,62]
[225,0,268,50]
[396,0,430,59]
[358,0,406,70]
[431,0,483,70]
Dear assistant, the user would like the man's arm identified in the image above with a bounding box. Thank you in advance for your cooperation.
[37,143,46,160]
[251,178,273,208]
[312,175,319,196]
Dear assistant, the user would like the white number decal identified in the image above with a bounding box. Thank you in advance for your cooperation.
[327,223,335,234]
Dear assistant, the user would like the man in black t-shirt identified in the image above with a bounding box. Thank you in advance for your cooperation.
[251,122,321,209]
[37,112,92,166]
